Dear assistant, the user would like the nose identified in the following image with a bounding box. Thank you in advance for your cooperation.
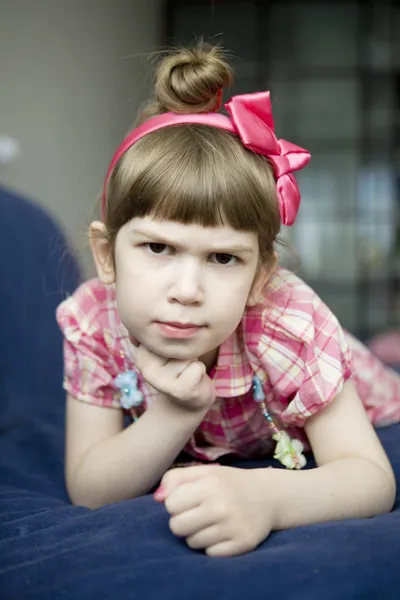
[167,259,204,305]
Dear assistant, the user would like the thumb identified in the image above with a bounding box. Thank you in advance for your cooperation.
[154,463,220,502]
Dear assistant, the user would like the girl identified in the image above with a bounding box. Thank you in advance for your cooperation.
[57,43,400,557]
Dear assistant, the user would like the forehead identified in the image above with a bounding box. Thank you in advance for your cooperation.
[123,217,259,250]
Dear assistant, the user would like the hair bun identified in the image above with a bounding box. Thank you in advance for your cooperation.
[155,42,233,114]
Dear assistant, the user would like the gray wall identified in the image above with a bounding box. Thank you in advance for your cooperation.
[0,0,163,273]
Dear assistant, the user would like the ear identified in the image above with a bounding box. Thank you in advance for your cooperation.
[89,221,115,285]
[247,252,278,307]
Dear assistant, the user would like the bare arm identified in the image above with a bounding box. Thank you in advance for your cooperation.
[257,380,396,529]
[151,379,396,557]
[66,395,206,509]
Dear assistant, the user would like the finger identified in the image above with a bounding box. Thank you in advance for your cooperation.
[153,484,167,503]
[169,507,216,538]
[164,479,207,515]
[177,360,206,390]
[186,526,229,551]
[160,464,221,499]
[206,539,256,558]
[175,362,215,409]
[154,463,220,502]
[206,541,242,558]
[134,346,195,387]
[160,357,200,383]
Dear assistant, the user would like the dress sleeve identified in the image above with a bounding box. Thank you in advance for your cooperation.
[257,287,354,427]
[56,292,121,409]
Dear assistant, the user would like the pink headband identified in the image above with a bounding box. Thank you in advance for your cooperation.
[102,91,311,226]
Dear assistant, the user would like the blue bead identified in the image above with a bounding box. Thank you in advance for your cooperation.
[252,375,265,402]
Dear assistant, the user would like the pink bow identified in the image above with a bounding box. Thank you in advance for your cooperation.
[225,92,310,226]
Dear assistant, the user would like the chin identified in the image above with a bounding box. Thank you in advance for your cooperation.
[140,337,203,360]
[154,346,201,361]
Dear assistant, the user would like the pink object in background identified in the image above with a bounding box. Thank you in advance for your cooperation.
[368,331,400,367]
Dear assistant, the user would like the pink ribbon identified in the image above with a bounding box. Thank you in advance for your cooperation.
[225,92,310,225]
[102,91,310,226]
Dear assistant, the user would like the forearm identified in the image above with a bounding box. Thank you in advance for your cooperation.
[68,403,205,508]
[257,458,396,531]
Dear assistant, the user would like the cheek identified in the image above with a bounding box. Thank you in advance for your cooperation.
[114,277,146,328]
[210,278,253,326]
[213,270,254,302]
[115,252,151,297]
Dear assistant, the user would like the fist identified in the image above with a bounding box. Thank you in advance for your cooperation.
[132,344,216,412]
[154,465,274,557]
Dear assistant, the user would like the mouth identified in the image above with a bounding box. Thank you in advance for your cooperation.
[155,321,205,339]
[162,321,202,328]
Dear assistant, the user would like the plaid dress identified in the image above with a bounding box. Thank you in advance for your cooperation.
[56,268,400,461]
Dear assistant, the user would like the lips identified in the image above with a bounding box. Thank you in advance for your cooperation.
[160,321,202,329]
[155,321,204,339]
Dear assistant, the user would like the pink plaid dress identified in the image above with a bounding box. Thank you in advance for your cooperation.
[56,268,400,461]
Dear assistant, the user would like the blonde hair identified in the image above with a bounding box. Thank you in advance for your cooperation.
[103,41,280,264]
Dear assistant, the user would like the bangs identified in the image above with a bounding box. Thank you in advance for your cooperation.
[107,125,279,238]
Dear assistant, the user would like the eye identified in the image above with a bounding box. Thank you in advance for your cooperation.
[211,253,238,266]
[145,243,171,255]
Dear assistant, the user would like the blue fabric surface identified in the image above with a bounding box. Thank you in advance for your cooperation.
[0,187,399,599]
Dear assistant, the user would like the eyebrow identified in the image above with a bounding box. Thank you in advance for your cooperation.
[131,228,255,255]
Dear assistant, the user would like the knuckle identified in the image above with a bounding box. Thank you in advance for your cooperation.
[203,474,222,496]
[214,500,229,520]
[161,469,177,488]
[186,535,200,550]
[193,361,206,377]
[240,532,257,553]
[164,495,175,514]
[169,516,183,536]
[231,521,257,552]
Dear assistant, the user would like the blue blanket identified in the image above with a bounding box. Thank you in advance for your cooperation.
[1,187,399,599]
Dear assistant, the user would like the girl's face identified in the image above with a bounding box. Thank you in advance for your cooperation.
[93,216,269,369]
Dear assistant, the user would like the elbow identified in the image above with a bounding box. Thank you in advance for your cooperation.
[369,462,397,516]
[67,482,103,510]
[380,470,396,514]
[66,468,142,508]
[69,496,99,510]
[66,467,110,510]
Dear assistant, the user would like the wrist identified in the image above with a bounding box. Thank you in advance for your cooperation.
[148,394,208,423]
[249,467,282,531]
